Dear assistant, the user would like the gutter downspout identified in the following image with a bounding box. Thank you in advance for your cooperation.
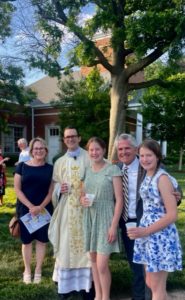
[31,106,34,138]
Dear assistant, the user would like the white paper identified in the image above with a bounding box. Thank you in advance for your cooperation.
[20,208,51,234]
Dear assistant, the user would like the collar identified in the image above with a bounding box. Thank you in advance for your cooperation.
[67,147,81,158]
[122,156,139,171]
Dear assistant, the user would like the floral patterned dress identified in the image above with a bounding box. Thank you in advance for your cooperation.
[133,168,182,272]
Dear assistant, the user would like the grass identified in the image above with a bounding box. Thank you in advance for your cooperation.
[0,166,185,300]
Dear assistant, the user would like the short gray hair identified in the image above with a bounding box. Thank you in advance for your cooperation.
[17,138,28,146]
[114,133,138,149]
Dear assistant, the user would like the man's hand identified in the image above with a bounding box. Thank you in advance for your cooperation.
[173,191,182,206]
[61,182,70,194]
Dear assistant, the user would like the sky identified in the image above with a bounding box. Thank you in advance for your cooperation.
[0,1,94,86]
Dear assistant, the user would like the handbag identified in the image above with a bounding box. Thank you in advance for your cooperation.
[9,216,20,238]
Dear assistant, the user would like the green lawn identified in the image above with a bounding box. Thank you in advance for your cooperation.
[0,167,185,300]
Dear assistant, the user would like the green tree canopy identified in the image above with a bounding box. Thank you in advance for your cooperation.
[0,0,14,40]
[54,68,110,147]
[0,0,36,132]
[140,61,185,168]
[16,0,185,158]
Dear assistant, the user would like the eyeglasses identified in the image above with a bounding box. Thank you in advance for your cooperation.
[64,135,78,140]
[33,147,46,151]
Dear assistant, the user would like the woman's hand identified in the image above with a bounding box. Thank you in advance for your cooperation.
[80,195,90,207]
[107,225,117,243]
[29,205,42,216]
[127,227,148,240]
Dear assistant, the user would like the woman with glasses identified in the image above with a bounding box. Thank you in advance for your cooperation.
[14,137,54,284]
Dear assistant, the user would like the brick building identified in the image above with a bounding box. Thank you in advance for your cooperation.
[0,34,143,163]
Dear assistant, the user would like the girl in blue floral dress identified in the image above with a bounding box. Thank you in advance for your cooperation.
[127,139,182,300]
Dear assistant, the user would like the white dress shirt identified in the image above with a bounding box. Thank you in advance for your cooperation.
[18,147,31,163]
[122,157,139,219]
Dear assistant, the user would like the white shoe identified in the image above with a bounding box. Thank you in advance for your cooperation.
[23,273,31,284]
[33,273,41,284]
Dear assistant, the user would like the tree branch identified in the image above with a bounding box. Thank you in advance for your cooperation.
[111,0,119,16]
[118,0,126,14]
[126,24,181,79]
[126,48,164,79]
[37,0,114,73]
[124,48,134,56]
[128,78,170,91]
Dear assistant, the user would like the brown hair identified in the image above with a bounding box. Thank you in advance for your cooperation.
[29,137,48,158]
[63,126,80,137]
[86,137,106,151]
[139,139,162,168]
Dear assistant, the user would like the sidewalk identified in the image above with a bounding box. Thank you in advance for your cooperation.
[169,290,185,299]
[113,290,185,300]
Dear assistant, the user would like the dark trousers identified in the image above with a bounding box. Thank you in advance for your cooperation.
[80,284,95,300]
[120,218,150,300]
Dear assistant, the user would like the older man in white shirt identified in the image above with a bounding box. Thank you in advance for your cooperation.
[115,134,146,300]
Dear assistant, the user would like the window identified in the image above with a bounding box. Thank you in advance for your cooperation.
[50,128,59,136]
[3,126,25,153]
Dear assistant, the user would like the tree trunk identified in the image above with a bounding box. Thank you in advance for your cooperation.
[108,72,128,160]
[178,147,183,171]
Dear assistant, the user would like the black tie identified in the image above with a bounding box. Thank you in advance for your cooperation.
[122,166,129,222]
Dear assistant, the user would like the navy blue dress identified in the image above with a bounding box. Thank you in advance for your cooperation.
[15,162,53,244]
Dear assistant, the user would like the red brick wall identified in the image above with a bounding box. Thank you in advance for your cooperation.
[81,36,144,83]
[0,104,32,141]
[33,107,60,137]
[81,37,112,76]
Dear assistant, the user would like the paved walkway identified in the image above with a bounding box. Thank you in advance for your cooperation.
[113,290,185,299]
[112,290,185,300]
[168,290,185,299]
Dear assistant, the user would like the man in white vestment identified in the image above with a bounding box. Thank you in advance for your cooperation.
[48,126,94,299]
